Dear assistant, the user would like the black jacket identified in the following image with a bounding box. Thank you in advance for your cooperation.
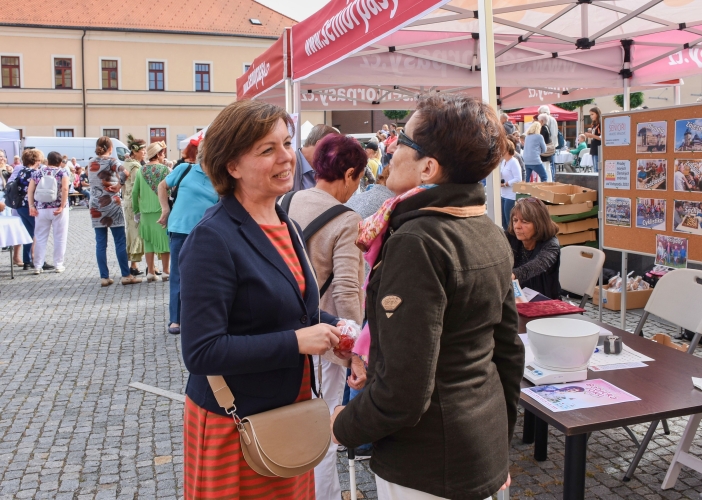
[507,233,561,300]
[179,194,337,417]
[334,184,525,499]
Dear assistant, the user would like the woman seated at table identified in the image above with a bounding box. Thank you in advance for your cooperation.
[570,134,588,156]
[506,197,561,299]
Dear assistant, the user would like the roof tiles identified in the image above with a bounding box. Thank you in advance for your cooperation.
[0,0,295,38]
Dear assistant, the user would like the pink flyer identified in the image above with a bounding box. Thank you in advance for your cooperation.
[522,379,640,412]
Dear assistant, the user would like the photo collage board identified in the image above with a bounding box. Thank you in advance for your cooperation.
[602,104,702,264]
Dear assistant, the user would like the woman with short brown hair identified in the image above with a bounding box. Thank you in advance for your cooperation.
[507,197,561,299]
[179,100,342,499]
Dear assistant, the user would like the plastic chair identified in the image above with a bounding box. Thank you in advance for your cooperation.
[624,269,702,482]
[559,246,605,308]
[574,149,588,172]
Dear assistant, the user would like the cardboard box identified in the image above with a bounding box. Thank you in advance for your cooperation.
[512,181,563,196]
[557,230,597,246]
[546,201,594,216]
[534,184,598,205]
[557,217,599,235]
[591,284,653,311]
[551,205,599,223]
[651,333,689,353]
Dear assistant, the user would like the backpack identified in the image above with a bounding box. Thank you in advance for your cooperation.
[4,177,22,209]
[279,191,353,297]
[34,168,58,203]
[557,130,565,149]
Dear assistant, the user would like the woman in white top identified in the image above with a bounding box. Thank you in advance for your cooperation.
[500,140,522,230]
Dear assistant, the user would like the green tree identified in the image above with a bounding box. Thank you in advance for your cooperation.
[383,110,410,121]
[613,92,644,109]
[558,99,594,111]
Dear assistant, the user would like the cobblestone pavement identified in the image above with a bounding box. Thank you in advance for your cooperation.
[0,209,701,499]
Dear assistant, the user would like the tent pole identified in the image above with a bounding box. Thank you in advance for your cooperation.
[293,80,302,151]
[285,79,293,114]
[674,85,681,105]
[478,0,501,225]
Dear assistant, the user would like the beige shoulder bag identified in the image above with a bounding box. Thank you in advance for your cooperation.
[206,222,331,478]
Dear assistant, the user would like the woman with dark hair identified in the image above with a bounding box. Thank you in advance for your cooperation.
[132,141,170,282]
[122,134,146,276]
[179,100,343,499]
[506,197,561,299]
[27,150,70,274]
[89,136,141,286]
[585,106,602,173]
[331,95,524,499]
[284,134,368,499]
[14,149,43,270]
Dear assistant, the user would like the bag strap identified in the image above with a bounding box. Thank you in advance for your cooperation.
[279,190,295,213]
[175,164,193,190]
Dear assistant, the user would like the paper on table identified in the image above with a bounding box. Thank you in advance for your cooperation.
[522,379,640,412]
[589,344,654,368]
[590,362,648,372]
[693,377,702,391]
[522,287,540,302]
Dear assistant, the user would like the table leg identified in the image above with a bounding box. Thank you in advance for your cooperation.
[563,434,588,500]
[9,246,14,279]
[534,417,549,461]
[523,410,535,444]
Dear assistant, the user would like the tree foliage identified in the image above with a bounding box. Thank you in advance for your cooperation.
[383,110,410,121]
[613,92,644,109]
[558,99,595,111]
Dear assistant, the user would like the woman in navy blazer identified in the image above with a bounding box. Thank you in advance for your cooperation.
[179,100,341,499]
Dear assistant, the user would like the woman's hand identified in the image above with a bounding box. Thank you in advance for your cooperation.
[330,406,344,444]
[29,207,38,217]
[105,184,121,193]
[295,324,340,355]
[157,209,170,228]
[53,206,63,216]
[348,355,367,390]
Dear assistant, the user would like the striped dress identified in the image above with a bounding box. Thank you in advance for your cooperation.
[183,222,314,500]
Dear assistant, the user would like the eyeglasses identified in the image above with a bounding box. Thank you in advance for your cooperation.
[398,130,427,156]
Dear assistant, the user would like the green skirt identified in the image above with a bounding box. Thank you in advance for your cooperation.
[139,212,170,254]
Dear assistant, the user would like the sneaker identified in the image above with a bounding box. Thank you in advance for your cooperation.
[121,275,142,285]
[33,267,42,275]
[353,447,372,461]
[42,263,55,271]
[100,278,114,287]
[337,445,347,453]
[55,266,65,273]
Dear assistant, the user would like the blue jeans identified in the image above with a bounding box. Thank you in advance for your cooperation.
[592,154,599,173]
[16,205,35,264]
[501,197,516,230]
[94,226,129,279]
[169,232,188,325]
[550,157,556,181]
[525,163,548,182]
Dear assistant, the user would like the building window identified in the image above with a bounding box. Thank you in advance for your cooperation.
[243,64,251,73]
[195,63,210,92]
[102,60,118,89]
[150,128,166,143]
[1,56,20,88]
[149,62,165,91]
[54,58,72,89]
[103,128,119,140]
[56,129,74,137]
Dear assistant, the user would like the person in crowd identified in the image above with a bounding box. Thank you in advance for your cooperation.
[570,134,588,156]
[179,99,343,500]
[500,141,522,231]
[365,141,381,178]
[511,130,523,153]
[501,113,516,135]
[359,162,377,192]
[383,126,399,166]
[508,135,526,181]
[89,136,141,286]
[506,197,561,299]
[14,149,44,270]
[345,166,394,220]
[381,124,390,137]
[331,95,523,500]
[538,113,554,180]
[584,106,602,173]
[0,151,12,216]
[122,135,146,276]
[26,151,70,274]
[523,122,548,182]
[538,106,559,179]
[73,165,90,205]
[12,155,21,168]
[293,124,340,191]
[284,133,368,498]
[674,161,696,191]
[156,137,218,336]
[132,141,170,282]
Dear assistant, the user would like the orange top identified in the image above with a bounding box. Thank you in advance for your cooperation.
[260,222,306,296]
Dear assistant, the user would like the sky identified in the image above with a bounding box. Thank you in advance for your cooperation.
[256,0,330,21]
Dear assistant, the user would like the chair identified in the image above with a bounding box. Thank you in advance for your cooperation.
[574,149,588,172]
[559,246,605,308]
[623,269,702,482]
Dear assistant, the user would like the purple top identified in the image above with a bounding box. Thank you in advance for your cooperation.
[31,167,67,210]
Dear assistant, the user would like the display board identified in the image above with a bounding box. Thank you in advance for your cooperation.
[602,104,702,264]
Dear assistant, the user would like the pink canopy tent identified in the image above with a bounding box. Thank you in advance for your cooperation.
[508,104,578,122]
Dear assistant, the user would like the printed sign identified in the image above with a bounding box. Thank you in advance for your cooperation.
[674,118,702,152]
[636,121,667,154]
[522,379,640,413]
[636,198,666,230]
[673,200,702,235]
[655,234,688,269]
[604,116,630,146]
[635,159,666,190]
[673,159,702,192]
[604,160,630,189]
[605,197,631,227]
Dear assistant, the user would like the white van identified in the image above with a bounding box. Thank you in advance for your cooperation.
[22,137,129,167]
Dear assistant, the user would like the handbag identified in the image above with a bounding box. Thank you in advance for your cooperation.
[541,143,556,159]
[167,163,193,209]
[207,222,331,478]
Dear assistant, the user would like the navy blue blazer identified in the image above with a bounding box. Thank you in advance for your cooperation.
[179,194,338,417]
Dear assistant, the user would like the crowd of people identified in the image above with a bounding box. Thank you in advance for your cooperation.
[0,94,575,500]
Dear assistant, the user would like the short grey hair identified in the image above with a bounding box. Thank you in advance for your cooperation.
[500,113,509,121]
[538,113,550,124]
[538,105,551,115]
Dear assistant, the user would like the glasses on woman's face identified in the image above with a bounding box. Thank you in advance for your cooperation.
[397,130,427,156]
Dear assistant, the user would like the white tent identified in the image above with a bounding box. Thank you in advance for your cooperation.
[0,122,21,160]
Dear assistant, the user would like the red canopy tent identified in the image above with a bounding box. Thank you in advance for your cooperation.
[508,104,578,123]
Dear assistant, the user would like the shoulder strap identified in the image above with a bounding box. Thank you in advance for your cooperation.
[175,164,193,189]
[279,190,295,213]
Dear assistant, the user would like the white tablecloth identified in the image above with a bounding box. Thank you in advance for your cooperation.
[0,216,32,247]
[554,152,574,164]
